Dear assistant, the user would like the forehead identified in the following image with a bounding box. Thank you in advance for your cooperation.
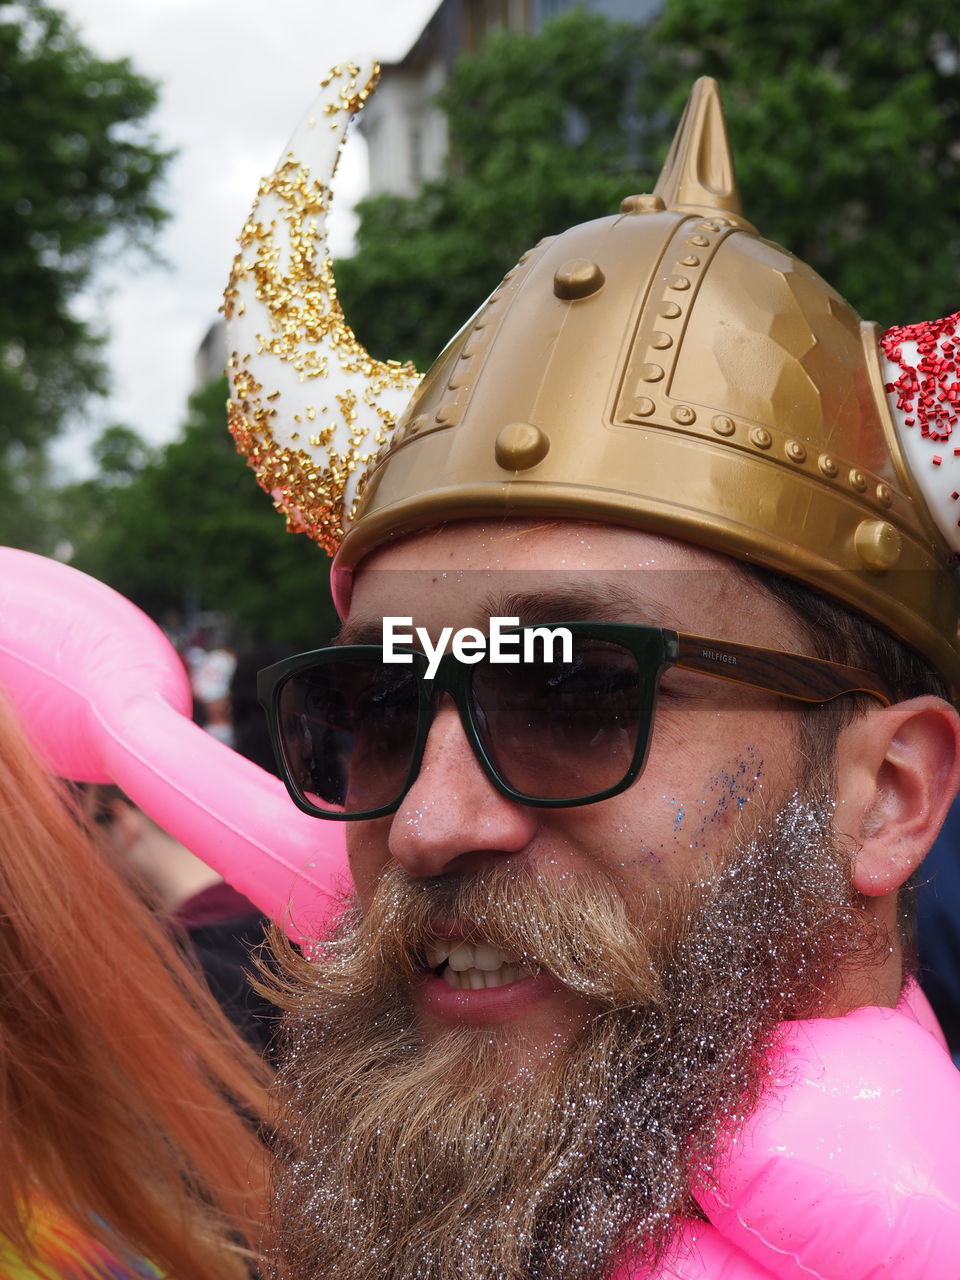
[347,520,798,648]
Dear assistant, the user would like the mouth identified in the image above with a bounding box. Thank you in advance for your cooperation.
[426,940,537,991]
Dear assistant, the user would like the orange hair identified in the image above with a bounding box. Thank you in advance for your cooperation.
[0,692,271,1280]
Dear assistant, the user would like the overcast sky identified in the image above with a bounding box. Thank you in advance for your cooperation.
[49,0,440,474]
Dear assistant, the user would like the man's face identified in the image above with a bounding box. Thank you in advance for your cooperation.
[344,519,809,1064]
[272,519,883,1279]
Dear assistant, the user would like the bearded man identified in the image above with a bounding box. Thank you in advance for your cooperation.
[227,68,960,1279]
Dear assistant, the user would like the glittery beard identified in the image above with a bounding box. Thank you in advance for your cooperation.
[265,794,883,1280]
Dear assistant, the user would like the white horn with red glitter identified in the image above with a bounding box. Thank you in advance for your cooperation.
[881,313,960,552]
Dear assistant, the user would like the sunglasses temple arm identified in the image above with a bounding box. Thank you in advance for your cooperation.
[674,634,891,705]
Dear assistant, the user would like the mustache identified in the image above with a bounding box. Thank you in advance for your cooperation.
[313,859,683,1010]
[296,792,883,1034]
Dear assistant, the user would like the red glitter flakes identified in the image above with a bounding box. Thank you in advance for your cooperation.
[882,313,960,464]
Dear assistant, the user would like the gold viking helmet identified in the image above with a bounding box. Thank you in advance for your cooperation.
[226,68,960,696]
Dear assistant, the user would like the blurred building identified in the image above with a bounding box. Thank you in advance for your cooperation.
[194,318,226,390]
[361,0,658,198]
[192,0,653,377]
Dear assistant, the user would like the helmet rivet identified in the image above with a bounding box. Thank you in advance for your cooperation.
[678,254,700,267]
[876,483,892,507]
[688,236,710,248]
[620,193,665,214]
[818,454,838,478]
[786,440,807,463]
[436,401,462,427]
[494,422,550,471]
[640,363,664,382]
[699,221,720,233]
[668,274,691,291]
[650,331,673,349]
[712,415,735,436]
[672,405,696,425]
[849,468,867,492]
[553,259,605,300]
[854,519,902,572]
[750,427,772,449]
[659,302,682,319]
[633,397,655,416]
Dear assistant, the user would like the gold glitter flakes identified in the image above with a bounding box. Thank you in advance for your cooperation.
[224,62,422,554]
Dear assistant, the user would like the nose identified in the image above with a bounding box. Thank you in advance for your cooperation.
[386,698,538,878]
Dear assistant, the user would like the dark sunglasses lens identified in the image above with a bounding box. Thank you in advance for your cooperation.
[470,638,646,801]
[276,658,421,815]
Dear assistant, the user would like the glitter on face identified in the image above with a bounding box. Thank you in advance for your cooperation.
[640,750,764,860]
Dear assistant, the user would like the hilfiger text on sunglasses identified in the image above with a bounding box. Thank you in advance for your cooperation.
[382,617,573,680]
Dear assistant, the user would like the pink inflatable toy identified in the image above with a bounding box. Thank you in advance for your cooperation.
[0,547,347,937]
[612,994,960,1279]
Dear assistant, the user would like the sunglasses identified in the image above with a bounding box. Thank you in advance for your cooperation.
[258,623,891,821]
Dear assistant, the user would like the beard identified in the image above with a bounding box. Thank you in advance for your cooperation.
[265,793,884,1280]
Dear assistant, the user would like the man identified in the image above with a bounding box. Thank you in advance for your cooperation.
[227,68,960,1278]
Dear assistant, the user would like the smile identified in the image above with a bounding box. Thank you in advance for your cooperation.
[426,940,536,990]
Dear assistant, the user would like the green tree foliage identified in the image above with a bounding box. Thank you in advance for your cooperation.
[336,9,651,368]
[0,0,171,542]
[53,425,158,557]
[336,1,959,372]
[647,0,960,326]
[67,379,337,649]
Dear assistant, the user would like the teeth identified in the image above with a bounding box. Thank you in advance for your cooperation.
[473,944,505,971]
[447,942,475,972]
[425,939,535,990]
[430,940,518,972]
[441,962,533,991]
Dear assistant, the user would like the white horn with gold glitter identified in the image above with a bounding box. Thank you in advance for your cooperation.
[225,63,421,554]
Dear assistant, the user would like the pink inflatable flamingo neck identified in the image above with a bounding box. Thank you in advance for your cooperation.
[0,547,347,940]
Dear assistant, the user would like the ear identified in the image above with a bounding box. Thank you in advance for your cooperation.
[833,697,960,897]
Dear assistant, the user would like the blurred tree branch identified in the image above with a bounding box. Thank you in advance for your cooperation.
[0,0,172,544]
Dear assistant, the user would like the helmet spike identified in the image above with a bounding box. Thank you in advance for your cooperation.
[653,76,745,220]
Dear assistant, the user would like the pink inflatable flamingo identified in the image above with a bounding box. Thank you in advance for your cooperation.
[0,546,347,938]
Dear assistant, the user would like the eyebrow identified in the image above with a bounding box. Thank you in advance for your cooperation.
[336,579,685,646]
[480,583,684,629]
[334,618,385,646]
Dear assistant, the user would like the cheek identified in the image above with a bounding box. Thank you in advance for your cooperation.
[648,704,796,826]
[561,744,772,884]
[689,746,768,837]
[346,817,393,904]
